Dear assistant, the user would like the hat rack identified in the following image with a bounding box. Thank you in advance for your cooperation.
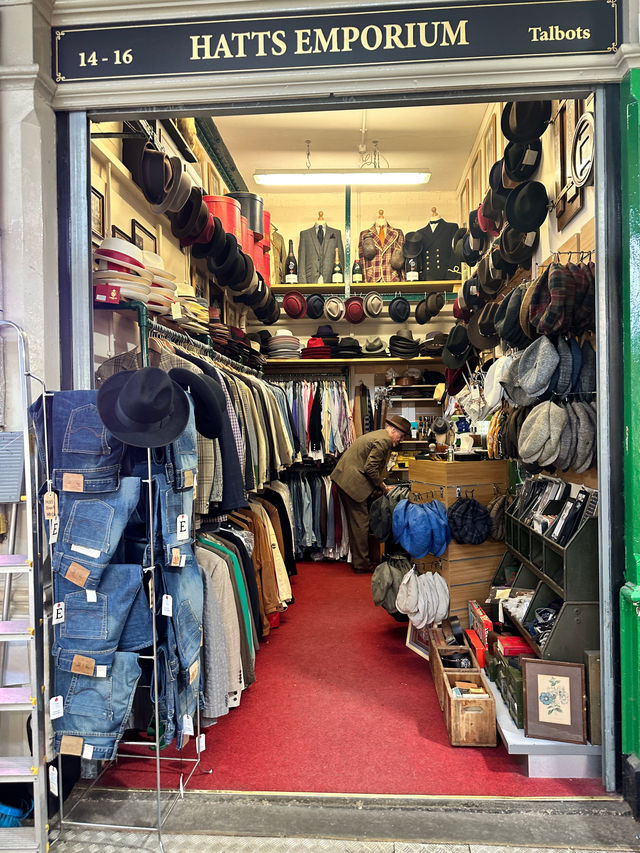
[535,249,595,270]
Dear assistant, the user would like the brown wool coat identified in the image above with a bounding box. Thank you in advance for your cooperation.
[330,429,393,502]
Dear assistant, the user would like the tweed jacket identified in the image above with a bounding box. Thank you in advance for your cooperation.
[270,224,286,284]
[416,219,460,280]
[358,224,405,283]
[330,429,393,502]
[297,224,345,284]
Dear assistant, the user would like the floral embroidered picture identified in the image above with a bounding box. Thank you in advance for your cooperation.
[537,673,571,725]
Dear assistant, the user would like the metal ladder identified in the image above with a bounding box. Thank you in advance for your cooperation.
[0,321,48,851]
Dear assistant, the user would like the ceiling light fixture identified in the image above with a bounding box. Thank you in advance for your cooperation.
[253,138,431,187]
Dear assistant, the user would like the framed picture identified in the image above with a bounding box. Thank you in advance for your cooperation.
[91,188,105,242]
[459,178,470,227]
[111,225,132,242]
[471,151,482,208]
[484,113,497,186]
[522,658,587,744]
[131,219,157,253]
[406,622,430,661]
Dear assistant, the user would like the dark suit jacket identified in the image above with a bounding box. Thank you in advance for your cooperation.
[298,225,345,284]
[330,429,393,502]
[417,219,459,280]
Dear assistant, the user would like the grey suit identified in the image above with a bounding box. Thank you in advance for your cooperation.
[298,225,345,284]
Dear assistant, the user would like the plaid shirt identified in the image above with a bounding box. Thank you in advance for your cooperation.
[358,224,405,283]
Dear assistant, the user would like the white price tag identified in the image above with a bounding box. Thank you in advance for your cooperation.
[52,602,65,625]
[182,713,194,736]
[524,231,537,247]
[95,665,107,678]
[49,516,60,544]
[71,543,101,559]
[176,514,189,541]
[197,733,206,753]
[82,743,94,760]
[49,765,59,797]
[86,589,97,603]
[49,695,64,720]
[180,555,187,567]
[162,594,173,617]
[170,301,182,320]
[522,147,538,166]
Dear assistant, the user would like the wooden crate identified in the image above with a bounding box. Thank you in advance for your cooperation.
[443,671,497,747]
[428,627,480,710]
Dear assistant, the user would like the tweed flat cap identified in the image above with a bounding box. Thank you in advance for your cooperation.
[578,339,596,400]
[568,336,583,391]
[555,335,573,396]
[518,335,560,397]
[554,401,575,471]
[518,401,567,465]
[572,261,596,334]
[572,401,595,473]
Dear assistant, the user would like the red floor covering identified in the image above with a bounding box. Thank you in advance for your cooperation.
[104,560,606,797]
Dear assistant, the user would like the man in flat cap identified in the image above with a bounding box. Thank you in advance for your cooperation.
[331,415,411,573]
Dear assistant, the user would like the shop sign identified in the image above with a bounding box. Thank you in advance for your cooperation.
[53,0,618,83]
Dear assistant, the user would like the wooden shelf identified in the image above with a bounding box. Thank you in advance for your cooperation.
[389,396,436,402]
[263,357,442,367]
[270,279,460,295]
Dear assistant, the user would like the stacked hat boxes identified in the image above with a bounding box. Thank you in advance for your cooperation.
[408,457,508,628]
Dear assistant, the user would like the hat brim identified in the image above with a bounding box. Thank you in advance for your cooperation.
[97,369,191,448]
[168,368,226,440]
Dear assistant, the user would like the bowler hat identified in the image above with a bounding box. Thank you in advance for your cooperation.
[306,293,326,320]
[442,324,472,368]
[363,292,383,318]
[505,181,549,231]
[97,367,190,448]
[403,231,423,258]
[168,368,225,440]
[345,296,365,324]
[502,100,552,143]
[389,296,411,323]
[325,296,345,322]
[282,290,307,319]
[385,414,411,435]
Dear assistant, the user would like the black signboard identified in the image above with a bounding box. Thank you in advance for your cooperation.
[53,0,618,83]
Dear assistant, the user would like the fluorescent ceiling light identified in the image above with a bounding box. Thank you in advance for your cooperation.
[253,169,431,187]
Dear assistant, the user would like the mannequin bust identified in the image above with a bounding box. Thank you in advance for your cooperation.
[298,213,344,284]
[358,209,405,283]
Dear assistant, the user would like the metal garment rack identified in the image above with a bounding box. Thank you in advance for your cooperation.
[53,303,218,852]
[0,321,48,853]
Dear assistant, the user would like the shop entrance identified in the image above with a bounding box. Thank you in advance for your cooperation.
[53,84,623,820]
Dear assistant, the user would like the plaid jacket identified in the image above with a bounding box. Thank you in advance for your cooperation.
[358,224,405,283]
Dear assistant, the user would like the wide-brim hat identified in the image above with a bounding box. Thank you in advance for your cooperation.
[499,226,539,268]
[462,276,485,311]
[136,143,173,206]
[282,290,307,319]
[467,305,499,350]
[169,186,207,241]
[363,292,383,318]
[325,296,345,321]
[191,216,225,260]
[403,231,424,258]
[168,368,225,440]
[503,139,542,185]
[389,295,411,323]
[505,180,549,231]
[422,331,448,356]
[97,367,190,448]
[345,295,365,324]
[306,293,326,320]
[385,414,412,435]
[502,100,552,143]
[442,324,472,368]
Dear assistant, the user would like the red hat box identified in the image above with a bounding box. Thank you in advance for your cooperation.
[203,195,242,244]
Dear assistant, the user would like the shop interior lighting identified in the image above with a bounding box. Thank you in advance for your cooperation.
[254,137,431,187]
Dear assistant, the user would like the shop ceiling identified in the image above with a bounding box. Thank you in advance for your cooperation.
[213,102,489,194]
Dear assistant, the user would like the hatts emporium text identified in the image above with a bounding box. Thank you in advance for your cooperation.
[188,21,470,59]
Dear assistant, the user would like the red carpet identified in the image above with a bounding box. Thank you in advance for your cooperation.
[104,560,606,797]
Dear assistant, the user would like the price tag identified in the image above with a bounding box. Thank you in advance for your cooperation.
[197,733,206,753]
[49,516,60,544]
[170,302,182,320]
[182,713,194,736]
[49,765,59,797]
[86,589,97,603]
[95,665,107,678]
[162,594,173,617]
[49,695,64,720]
[189,659,199,685]
[71,543,101,559]
[52,601,65,625]
[523,146,539,166]
[43,490,58,520]
[179,555,187,567]
[176,514,189,541]
[524,231,537,247]
[82,743,94,760]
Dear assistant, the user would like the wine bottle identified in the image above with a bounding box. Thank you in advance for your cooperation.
[405,256,420,282]
[285,240,298,284]
[351,256,363,284]
[332,248,344,284]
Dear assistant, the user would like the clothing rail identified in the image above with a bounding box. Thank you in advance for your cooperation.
[268,374,348,382]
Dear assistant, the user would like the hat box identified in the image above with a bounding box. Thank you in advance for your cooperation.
[204,195,242,243]
[225,191,264,239]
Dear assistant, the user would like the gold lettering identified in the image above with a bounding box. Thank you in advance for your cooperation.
[251,31,270,56]
[405,22,416,49]
[529,26,541,41]
[232,32,251,57]
[341,26,360,52]
[583,27,591,38]
[295,29,312,54]
[212,34,233,59]
[313,27,341,53]
[272,29,287,55]
[440,20,469,47]
[418,22,438,48]
[361,25,383,51]
[190,35,214,60]
[384,23,405,50]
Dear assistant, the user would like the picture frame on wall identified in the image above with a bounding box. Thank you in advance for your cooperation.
[459,178,470,226]
[91,188,105,243]
[522,658,587,744]
[471,151,482,208]
[131,219,157,253]
[406,623,430,661]
[111,225,132,242]
[484,113,497,187]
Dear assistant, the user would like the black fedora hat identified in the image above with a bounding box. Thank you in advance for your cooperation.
[489,160,510,200]
[97,367,190,448]
[389,295,411,323]
[170,186,207,240]
[505,181,549,231]
[191,216,225,260]
[403,231,423,258]
[442,324,472,369]
[501,100,552,143]
[503,139,542,185]
[168,368,226,440]
[490,243,519,277]
[499,226,539,268]
[306,293,326,320]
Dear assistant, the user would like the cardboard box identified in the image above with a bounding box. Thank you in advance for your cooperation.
[468,599,492,647]
[465,628,486,668]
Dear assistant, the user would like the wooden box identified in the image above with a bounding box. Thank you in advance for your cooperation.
[428,627,480,710]
[443,671,497,747]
